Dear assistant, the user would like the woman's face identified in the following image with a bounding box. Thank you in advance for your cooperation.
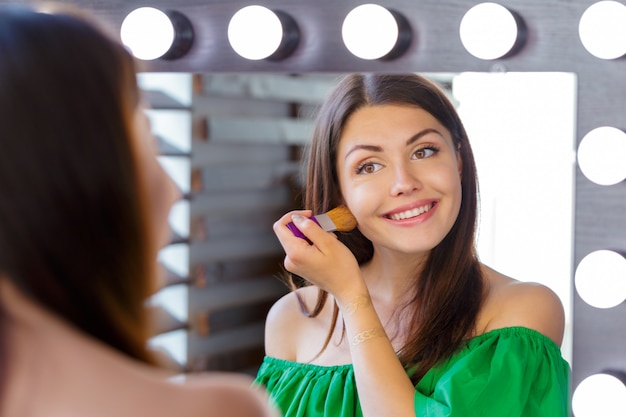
[336,104,462,256]
[132,106,181,250]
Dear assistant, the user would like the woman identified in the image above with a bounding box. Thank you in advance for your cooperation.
[255,73,570,417]
[0,5,276,417]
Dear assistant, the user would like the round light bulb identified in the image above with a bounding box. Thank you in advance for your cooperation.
[579,1,626,60]
[459,3,523,60]
[342,4,401,60]
[228,6,285,60]
[577,126,626,186]
[572,373,626,417]
[575,250,626,309]
[120,7,175,61]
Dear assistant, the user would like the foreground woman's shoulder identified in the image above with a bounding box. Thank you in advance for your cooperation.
[481,265,565,346]
[158,373,278,417]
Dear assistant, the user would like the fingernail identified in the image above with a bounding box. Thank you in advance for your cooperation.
[291,214,306,224]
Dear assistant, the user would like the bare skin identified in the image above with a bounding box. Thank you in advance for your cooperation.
[0,278,277,417]
[265,264,564,366]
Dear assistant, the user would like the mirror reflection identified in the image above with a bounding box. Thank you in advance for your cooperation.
[141,72,575,375]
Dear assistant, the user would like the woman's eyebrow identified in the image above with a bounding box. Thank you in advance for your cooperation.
[405,128,445,146]
[344,144,383,160]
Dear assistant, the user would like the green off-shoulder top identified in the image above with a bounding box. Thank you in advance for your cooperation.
[254,326,570,417]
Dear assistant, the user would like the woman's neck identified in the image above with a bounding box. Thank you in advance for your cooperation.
[361,249,428,305]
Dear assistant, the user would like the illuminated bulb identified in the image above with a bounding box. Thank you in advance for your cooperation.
[121,8,175,60]
[228,5,299,60]
[577,126,626,186]
[342,4,411,60]
[575,250,626,309]
[459,3,526,60]
[579,1,626,59]
[120,7,193,61]
[572,373,626,417]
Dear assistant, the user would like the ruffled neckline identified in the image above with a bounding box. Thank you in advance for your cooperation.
[261,325,562,371]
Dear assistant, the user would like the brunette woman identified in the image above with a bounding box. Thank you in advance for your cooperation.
[255,73,569,417]
[0,5,276,417]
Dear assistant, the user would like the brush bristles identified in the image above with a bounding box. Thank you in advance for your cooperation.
[325,206,358,232]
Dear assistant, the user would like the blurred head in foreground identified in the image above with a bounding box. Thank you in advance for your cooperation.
[0,5,275,417]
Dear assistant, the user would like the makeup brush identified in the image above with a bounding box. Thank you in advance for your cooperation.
[287,206,358,240]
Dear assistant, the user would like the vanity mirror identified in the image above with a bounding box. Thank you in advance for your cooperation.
[6,0,626,410]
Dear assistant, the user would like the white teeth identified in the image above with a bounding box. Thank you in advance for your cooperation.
[389,203,432,221]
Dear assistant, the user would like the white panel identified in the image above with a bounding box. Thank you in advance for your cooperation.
[146,109,192,153]
[158,243,190,278]
[148,328,188,367]
[149,283,189,322]
[158,156,191,194]
[454,72,576,363]
[169,199,190,238]
[137,72,193,107]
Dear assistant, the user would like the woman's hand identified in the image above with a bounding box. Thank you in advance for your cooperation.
[274,211,417,417]
[273,210,365,300]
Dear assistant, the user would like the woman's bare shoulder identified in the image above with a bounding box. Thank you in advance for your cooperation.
[147,373,278,417]
[100,365,278,417]
[263,285,323,360]
[7,329,276,417]
[480,265,565,346]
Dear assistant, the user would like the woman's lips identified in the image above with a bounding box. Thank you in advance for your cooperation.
[383,201,438,223]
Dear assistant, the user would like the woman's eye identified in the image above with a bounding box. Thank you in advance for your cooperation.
[356,162,382,174]
[413,146,439,159]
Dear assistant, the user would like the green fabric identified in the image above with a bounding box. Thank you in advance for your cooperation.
[254,326,570,417]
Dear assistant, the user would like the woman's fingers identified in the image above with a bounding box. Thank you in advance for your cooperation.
[273,210,334,252]
[272,210,361,296]
[273,212,330,272]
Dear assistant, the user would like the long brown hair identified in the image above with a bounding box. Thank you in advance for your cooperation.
[294,73,483,383]
[0,4,157,387]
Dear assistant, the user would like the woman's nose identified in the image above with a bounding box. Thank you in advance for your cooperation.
[389,164,422,197]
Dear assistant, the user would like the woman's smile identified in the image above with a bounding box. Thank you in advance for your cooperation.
[383,200,437,221]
